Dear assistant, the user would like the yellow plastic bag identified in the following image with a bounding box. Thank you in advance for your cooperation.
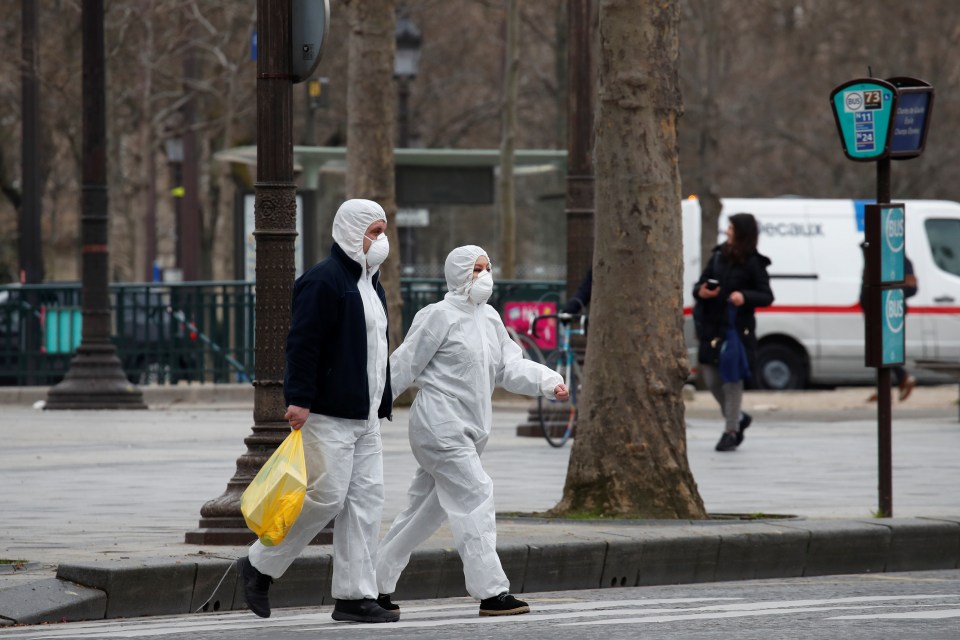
[241,429,307,546]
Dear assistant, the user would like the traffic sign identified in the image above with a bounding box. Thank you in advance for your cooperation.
[830,79,898,161]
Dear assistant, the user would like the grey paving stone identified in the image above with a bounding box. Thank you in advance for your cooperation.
[190,558,237,614]
[713,523,809,581]
[0,578,105,625]
[498,544,530,595]
[433,547,469,599]
[635,529,721,586]
[394,548,444,600]
[773,520,891,576]
[523,541,605,593]
[861,518,960,571]
[600,539,644,589]
[57,560,194,618]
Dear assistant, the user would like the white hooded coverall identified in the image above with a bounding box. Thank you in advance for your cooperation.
[376,245,562,600]
[249,199,389,601]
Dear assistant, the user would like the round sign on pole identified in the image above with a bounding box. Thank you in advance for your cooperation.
[881,288,905,365]
[829,78,898,162]
[291,0,331,84]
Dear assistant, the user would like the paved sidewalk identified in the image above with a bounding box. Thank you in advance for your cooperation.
[1,385,958,625]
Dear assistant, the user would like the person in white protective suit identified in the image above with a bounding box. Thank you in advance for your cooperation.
[236,199,400,624]
[375,245,569,617]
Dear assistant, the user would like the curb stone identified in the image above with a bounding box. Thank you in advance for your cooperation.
[0,578,106,625]
[6,518,959,625]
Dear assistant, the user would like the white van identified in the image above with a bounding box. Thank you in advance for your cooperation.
[681,197,960,389]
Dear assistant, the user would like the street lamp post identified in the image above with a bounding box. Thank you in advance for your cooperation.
[164,138,184,282]
[20,0,43,286]
[186,0,305,544]
[45,0,146,411]
[394,15,421,272]
[565,0,595,300]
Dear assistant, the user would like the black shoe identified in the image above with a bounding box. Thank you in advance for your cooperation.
[715,432,738,452]
[237,556,272,618]
[736,412,752,446]
[377,593,400,612]
[332,598,400,623]
[479,593,530,616]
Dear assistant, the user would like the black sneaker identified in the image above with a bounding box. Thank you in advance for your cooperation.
[735,412,752,446]
[715,432,738,452]
[479,593,530,616]
[332,598,400,623]
[377,593,400,612]
[237,556,272,618]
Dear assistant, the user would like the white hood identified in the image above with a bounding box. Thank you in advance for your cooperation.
[444,245,489,295]
[332,199,387,266]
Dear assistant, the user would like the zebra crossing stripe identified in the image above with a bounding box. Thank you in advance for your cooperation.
[829,609,960,620]
[1,594,958,638]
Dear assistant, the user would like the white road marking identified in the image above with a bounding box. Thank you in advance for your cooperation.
[2,594,958,638]
[829,609,960,620]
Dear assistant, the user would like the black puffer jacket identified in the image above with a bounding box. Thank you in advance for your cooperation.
[693,245,774,365]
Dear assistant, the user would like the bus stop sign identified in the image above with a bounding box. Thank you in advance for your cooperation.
[864,203,906,367]
[830,78,897,161]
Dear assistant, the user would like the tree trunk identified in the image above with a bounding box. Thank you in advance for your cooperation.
[498,0,519,279]
[553,0,705,520]
[345,0,402,349]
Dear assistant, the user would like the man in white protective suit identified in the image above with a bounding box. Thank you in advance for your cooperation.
[236,199,400,624]
[375,245,569,617]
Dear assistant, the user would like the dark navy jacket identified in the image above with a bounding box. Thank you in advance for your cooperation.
[284,243,393,421]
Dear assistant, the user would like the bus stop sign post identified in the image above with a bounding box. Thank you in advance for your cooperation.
[830,76,934,518]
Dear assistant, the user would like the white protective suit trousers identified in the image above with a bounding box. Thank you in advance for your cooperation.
[376,425,508,600]
[249,412,385,600]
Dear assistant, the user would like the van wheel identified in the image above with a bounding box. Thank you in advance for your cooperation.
[755,343,806,390]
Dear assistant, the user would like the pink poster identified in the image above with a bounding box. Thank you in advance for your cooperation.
[503,302,557,350]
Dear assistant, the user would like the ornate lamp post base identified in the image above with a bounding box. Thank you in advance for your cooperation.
[184,384,332,546]
[45,344,146,410]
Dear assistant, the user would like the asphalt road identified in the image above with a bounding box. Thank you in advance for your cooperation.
[1,570,957,639]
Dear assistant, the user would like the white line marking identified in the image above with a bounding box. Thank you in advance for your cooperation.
[0,598,740,639]
[558,604,897,626]
[3,595,958,638]
[829,609,960,620]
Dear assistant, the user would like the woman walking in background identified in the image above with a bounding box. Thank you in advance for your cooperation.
[693,213,774,452]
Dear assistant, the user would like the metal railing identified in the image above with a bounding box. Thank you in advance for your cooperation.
[0,278,564,387]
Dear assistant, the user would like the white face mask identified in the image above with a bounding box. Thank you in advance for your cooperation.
[468,270,494,305]
[365,233,389,268]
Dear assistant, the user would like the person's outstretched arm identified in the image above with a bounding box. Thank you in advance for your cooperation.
[491,309,565,399]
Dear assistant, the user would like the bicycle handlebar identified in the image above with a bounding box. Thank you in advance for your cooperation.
[528,312,588,338]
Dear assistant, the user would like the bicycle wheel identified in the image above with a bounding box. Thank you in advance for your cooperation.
[513,332,546,365]
[537,349,582,448]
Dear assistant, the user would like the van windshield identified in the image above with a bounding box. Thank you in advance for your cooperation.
[925,219,960,277]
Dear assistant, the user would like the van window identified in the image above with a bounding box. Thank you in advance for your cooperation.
[925,218,960,277]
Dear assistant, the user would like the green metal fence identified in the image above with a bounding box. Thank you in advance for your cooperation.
[0,281,255,387]
[0,278,564,387]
